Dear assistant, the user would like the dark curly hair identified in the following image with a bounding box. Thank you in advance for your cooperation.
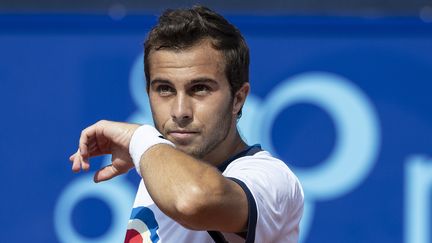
[144,5,250,117]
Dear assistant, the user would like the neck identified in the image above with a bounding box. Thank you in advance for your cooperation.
[203,127,248,167]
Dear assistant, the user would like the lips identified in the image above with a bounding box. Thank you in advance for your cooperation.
[167,130,199,144]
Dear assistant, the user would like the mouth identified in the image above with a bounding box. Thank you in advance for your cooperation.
[167,130,199,144]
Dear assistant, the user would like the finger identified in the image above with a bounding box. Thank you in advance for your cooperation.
[70,147,107,173]
[87,142,97,153]
[88,143,105,157]
[69,149,80,162]
[70,150,91,173]
[69,153,76,162]
[93,164,122,183]
[77,141,105,160]
[71,152,83,173]
[79,124,99,158]
[81,156,90,171]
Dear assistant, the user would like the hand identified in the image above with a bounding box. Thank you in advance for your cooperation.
[69,120,140,182]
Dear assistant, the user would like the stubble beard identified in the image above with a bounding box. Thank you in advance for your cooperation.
[152,98,235,160]
[188,109,233,160]
[179,96,234,160]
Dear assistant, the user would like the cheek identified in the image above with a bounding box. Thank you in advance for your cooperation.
[150,98,171,129]
[194,95,232,124]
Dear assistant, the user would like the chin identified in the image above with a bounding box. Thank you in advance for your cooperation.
[180,145,207,159]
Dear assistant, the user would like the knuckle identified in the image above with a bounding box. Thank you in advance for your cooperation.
[95,120,110,129]
[98,119,107,125]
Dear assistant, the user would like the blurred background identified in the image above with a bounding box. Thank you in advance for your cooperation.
[1,1,431,242]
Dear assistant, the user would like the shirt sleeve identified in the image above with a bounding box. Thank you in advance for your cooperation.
[223,152,304,243]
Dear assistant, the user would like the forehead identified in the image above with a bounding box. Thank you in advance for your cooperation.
[148,41,226,83]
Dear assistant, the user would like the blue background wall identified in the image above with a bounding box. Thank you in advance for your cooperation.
[1,14,431,243]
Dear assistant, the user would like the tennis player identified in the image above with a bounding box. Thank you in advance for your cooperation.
[70,5,303,243]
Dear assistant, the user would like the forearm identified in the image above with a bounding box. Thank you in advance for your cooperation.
[139,144,248,232]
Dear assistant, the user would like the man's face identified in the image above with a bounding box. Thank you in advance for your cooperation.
[147,41,236,159]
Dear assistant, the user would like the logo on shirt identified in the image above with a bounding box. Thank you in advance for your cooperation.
[125,207,160,243]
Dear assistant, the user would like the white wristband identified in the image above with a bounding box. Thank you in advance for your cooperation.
[129,125,175,176]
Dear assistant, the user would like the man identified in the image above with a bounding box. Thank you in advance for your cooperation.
[70,5,303,243]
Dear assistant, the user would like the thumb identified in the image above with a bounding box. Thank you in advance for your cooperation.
[93,164,123,183]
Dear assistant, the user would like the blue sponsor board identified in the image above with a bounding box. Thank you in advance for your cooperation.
[0,14,431,243]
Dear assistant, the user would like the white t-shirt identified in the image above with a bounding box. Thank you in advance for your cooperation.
[124,146,304,243]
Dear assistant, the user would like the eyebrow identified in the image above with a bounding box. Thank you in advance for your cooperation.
[189,78,219,86]
[150,78,219,86]
[150,79,172,87]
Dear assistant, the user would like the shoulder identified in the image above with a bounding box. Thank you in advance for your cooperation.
[223,150,304,212]
[224,151,302,195]
[222,150,304,242]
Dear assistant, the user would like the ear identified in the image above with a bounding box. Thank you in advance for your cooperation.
[232,82,250,116]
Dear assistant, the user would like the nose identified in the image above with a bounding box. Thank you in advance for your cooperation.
[171,93,193,126]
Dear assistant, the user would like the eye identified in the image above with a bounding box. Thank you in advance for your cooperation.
[191,84,211,95]
[156,85,175,96]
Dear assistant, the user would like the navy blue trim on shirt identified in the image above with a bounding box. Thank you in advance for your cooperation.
[207,230,229,243]
[227,177,258,243]
[207,144,262,243]
[217,144,262,173]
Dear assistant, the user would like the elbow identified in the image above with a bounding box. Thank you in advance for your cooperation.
[174,186,205,229]
[174,181,226,230]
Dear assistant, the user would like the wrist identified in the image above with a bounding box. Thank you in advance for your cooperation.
[129,125,175,176]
